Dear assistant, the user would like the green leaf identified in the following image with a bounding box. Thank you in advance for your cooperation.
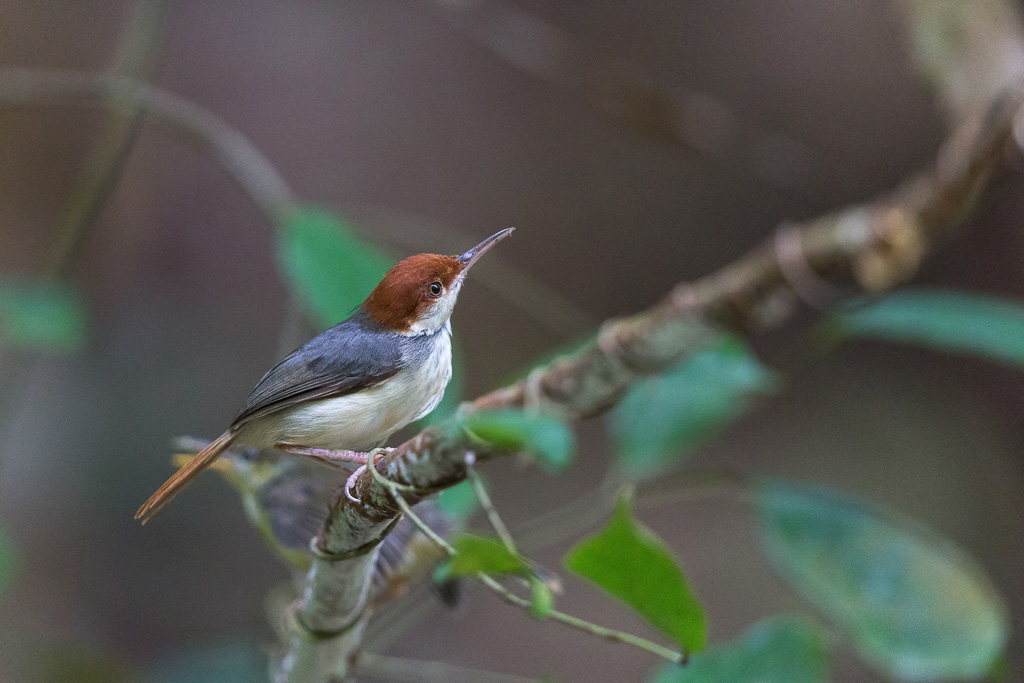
[0,280,86,352]
[435,480,479,519]
[529,575,554,618]
[458,409,575,471]
[824,289,1024,370]
[276,206,393,327]
[438,534,529,579]
[986,654,1012,682]
[0,526,17,599]
[756,481,1009,680]
[649,616,828,683]
[608,335,779,478]
[565,498,706,654]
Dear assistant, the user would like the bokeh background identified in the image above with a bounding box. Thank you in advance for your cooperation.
[0,2,1022,681]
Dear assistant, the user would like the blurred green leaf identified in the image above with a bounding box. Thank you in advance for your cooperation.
[0,526,16,599]
[438,534,529,579]
[649,616,828,683]
[529,575,554,618]
[756,481,1009,680]
[435,480,479,519]
[276,206,393,327]
[149,641,265,683]
[986,654,1012,682]
[824,289,1024,370]
[609,335,779,479]
[565,498,706,654]
[458,409,575,471]
[0,280,86,352]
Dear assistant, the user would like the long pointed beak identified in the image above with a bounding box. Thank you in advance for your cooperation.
[457,227,514,271]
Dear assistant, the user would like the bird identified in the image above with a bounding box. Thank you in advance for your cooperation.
[136,227,514,523]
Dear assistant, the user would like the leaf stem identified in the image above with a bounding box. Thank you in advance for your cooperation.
[374,476,455,556]
[475,573,683,664]
[465,453,517,553]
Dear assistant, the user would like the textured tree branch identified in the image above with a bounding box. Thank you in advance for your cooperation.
[277,76,1024,682]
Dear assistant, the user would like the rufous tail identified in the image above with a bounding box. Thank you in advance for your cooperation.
[135,431,235,524]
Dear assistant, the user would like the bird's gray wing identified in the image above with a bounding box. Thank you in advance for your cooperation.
[231,314,404,429]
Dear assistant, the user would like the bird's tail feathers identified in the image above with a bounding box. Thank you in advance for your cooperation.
[135,431,235,524]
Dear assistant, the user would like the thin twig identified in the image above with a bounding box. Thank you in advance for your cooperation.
[465,453,517,553]
[390,494,455,555]
[0,68,295,222]
[474,573,682,663]
[45,0,166,277]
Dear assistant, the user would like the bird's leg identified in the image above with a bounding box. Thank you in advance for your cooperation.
[345,447,393,503]
[275,443,373,466]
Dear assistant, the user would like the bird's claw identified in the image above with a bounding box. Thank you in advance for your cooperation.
[344,465,367,503]
[343,448,392,503]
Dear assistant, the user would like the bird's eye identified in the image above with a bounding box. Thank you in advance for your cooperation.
[428,281,443,298]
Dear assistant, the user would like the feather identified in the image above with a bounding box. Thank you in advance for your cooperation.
[362,254,462,331]
[232,312,404,428]
[135,431,235,524]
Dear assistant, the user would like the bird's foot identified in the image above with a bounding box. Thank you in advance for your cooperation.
[344,447,393,503]
[275,443,374,465]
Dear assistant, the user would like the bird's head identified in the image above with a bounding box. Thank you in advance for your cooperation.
[362,228,514,334]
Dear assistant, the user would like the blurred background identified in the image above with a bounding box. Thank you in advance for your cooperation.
[0,1,1021,681]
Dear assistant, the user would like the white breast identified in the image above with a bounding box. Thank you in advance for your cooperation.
[248,329,452,452]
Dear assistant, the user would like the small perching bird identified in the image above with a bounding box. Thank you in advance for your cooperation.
[136,228,514,523]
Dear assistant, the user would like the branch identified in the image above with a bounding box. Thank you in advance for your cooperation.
[277,76,1024,681]
[45,0,166,277]
[0,68,295,222]
[895,0,1024,122]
